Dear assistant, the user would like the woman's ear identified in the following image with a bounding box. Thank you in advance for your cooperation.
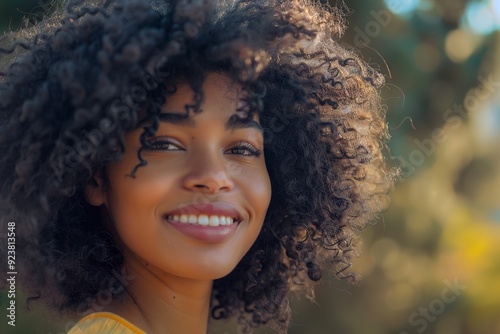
[85,170,107,206]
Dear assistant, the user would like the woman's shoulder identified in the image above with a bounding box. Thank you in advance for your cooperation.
[67,312,147,334]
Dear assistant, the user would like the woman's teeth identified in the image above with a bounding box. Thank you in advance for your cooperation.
[166,214,235,227]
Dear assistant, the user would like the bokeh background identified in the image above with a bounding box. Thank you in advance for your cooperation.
[1,0,499,333]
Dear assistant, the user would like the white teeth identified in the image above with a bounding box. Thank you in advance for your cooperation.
[209,216,219,227]
[198,215,209,226]
[166,214,236,226]
[188,215,197,224]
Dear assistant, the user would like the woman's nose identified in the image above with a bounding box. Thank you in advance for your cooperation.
[182,152,234,193]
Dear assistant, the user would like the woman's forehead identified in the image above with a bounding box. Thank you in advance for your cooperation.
[162,73,249,114]
[134,73,259,127]
[165,73,242,103]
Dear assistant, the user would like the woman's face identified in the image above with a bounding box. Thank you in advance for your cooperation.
[89,73,271,280]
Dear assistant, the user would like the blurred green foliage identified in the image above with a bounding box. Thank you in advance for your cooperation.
[1,0,499,333]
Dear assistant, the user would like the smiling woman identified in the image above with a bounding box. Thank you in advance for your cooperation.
[89,73,271,278]
[0,0,392,333]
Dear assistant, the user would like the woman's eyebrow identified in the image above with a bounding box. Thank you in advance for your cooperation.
[136,112,192,127]
[138,112,263,133]
[226,116,264,133]
[159,112,193,126]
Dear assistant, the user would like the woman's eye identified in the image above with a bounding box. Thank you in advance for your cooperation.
[226,142,262,157]
[146,139,183,151]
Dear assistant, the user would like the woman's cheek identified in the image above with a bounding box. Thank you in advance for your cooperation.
[244,166,272,218]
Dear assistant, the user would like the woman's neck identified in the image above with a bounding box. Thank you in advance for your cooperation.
[104,254,213,334]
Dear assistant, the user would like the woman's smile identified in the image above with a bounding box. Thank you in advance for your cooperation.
[163,202,244,243]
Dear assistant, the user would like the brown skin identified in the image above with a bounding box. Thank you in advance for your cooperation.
[85,73,272,333]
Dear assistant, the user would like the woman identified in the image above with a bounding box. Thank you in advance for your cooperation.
[0,0,392,333]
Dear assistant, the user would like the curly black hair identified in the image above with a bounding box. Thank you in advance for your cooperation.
[0,0,392,332]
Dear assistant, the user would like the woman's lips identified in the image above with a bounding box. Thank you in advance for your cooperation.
[163,202,243,243]
[164,218,239,243]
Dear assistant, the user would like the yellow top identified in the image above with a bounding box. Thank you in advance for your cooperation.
[68,312,146,334]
